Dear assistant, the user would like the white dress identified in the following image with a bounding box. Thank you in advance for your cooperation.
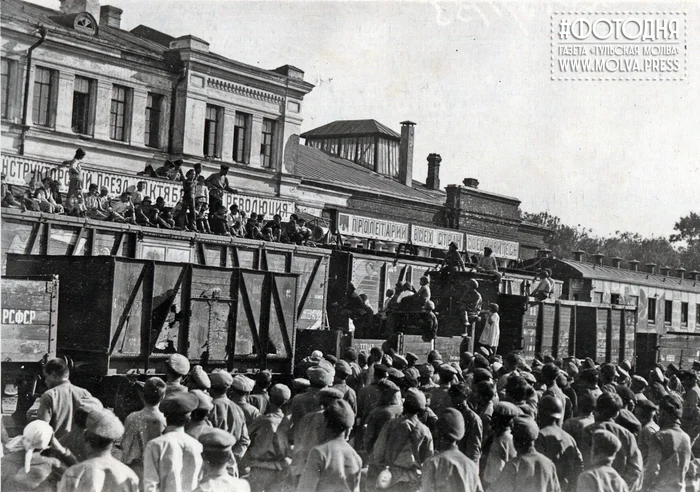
[479,312,500,347]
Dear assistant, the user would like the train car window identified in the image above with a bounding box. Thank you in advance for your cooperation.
[681,302,688,326]
[665,300,673,324]
[610,294,620,305]
[648,298,657,323]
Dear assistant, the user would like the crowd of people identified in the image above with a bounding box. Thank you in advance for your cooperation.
[4,344,700,492]
[1,149,315,245]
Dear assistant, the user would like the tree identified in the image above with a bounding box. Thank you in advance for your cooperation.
[671,212,700,246]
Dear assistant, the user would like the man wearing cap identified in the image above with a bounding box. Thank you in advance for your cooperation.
[297,399,362,492]
[581,392,643,492]
[248,371,273,415]
[36,358,93,440]
[535,395,583,492]
[680,370,700,455]
[333,360,358,415]
[209,370,250,464]
[631,375,649,404]
[448,382,483,464]
[59,409,139,492]
[576,430,629,492]
[205,165,237,213]
[122,378,167,481]
[364,380,403,456]
[497,352,524,394]
[403,352,420,380]
[418,363,437,391]
[245,384,292,492]
[196,429,250,492]
[230,375,261,426]
[636,399,659,462]
[563,392,596,450]
[143,392,203,492]
[356,363,387,454]
[370,388,433,492]
[186,390,214,440]
[644,393,692,492]
[541,363,573,423]
[481,401,520,488]
[532,268,554,301]
[489,416,560,492]
[185,365,211,392]
[429,363,458,417]
[290,365,333,431]
[458,279,482,337]
[422,408,483,492]
[164,354,190,395]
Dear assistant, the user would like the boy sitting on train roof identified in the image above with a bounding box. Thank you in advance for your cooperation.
[531,269,554,301]
[476,247,503,284]
[440,241,467,273]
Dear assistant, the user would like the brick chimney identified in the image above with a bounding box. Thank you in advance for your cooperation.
[645,263,657,274]
[538,248,552,259]
[593,253,605,266]
[100,5,122,28]
[627,259,640,271]
[60,0,100,22]
[611,257,622,268]
[660,266,671,276]
[426,153,441,190]
[463,178,479,188]
[398,121,415,186]
[572,250,585,262]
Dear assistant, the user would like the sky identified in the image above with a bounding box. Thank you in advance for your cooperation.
[26,0,700,239]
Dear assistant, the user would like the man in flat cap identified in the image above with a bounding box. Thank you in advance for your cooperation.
[208,370,250,466]
[481,401,521,488]
[421,408,483,492]
[59,409,139,492]
[631,375,649,404]
[248,370,273,416]
[164,354,190,395]
[355,363,388,455]
[644,394,693,492]
[404,352,420,380]
[418,364,437,392]
[245,384,292,492]
[36,358,93,441]
[205,164,237,213]
[196,429,250,492]
[143,392,202,492]
[185,390,214,440]
[429,363,458,417]
[297,400,362,492]
[122,378,167,481]
[489,416,560,492]
[535,395,583,492]
[364,380,404,457]
[230,375,260,427]
[185,365,211,391]
[562,391,596,451]
[370,388,433,492]
[333,360,358,415]
[291,365,333,431]
[636,399,658,462]
[448,382,483,464]
[576,430,629,492]
[541,363,572,422]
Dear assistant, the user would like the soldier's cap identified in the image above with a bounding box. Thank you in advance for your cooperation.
[344,347,358,362]
[600,363,617,379]
[531,359,544,371]
[472,368,493,384]
[392,355,408,370]
[592,429,621,457]
[427,350,442,363]
[377,379,400,394]
[538,395,564,419]
[636,399,658,412]
[387,367,405,379]
[86,408,124,441]
[564,360,579,376]
[617,408,641,434]
[617,366,630,380]
[324,354,338,365]
[199,428,236,451]
[381,354,393,367]
[438,363,459,377]
[579,368,599,384]
[491,362,503,373]
[231,374,255,393]
[292,378,310,389]
[311,349,324,359]
[520,371,537,386]
[160,392,199,414]
[493,401,523,418]
[478,346,490,358]
[209,370,234,388]
[317,359,336,378]
[617,385,635,405]
[667,363,679,374]
[511,415,539,443]
[307,366,333,387]
[256,370,273,385]
[142,196,152,204]
[405,352,419,363]
[269,384,291,406]
[541,363,560,381]
[438,408,465,441]
[374,363,390,378]
[404,388,427,411]
[189,365,211,390]
[190,389,214,412]
[418,364,434,377]
[220,164,230,171]
[166,353,190,376]
[75,396,104,419]
[318,387,344,401]
[581,357,596,370]
[659,393,683,419]
[473,354,490,369]
[335,360,352,377]
[324,399,354,431]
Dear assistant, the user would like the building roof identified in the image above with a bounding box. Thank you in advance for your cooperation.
[551,258,700,293]
[300,119,401,140]
[297,145,445,205]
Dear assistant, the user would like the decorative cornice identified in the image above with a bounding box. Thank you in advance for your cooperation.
[206,77,284,104]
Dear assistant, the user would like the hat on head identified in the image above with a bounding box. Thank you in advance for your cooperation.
[317,359,336,378]
[404,388,427,411]
[335,360,352,377]
[418,364,434,377]
[406,352,419,363]
[438,363,458,377]
[256,370,273,386]
[659,393,683,419]
[160,392,199,414]
[189,365,211,390]
[493,401,523,418]
[680,370,698,383]
[199,428,236,452]
[392,355,408,370]
[269,384,291,406]
[472,368,493,384]
[564,360,579,376]
[311,350,323,359]
[292,378,310,390]
[538,395,564,419]
[77,396,103,415]
[220,164,230,171]
[166,354,190,376]
[86,408,124,441]
[381,354,393,367]
[438,408,465,441]
[190,389,214,412]
[324,354,338,365]
[636,399,658,413]
[231,375,255,393]
[428,350,442,363]
[617,365,630,380]
[531,359,544,371]
[512,415,539,443]
[473,353,490,369]
[542,363,560,381]
[521,371,537,386]
[325,399,355,431]
[425,300,435,311]
[592,429,622,457]
[374,364,390,378]
[491,362,503,372]
[21,421,54,473]
[387,367,405,379]
[378,379,400,395]
[600,363,617,379]
[581,357,596,370]
[209,370,234,388]
[307,366,333,387]
[318,387,344,401]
